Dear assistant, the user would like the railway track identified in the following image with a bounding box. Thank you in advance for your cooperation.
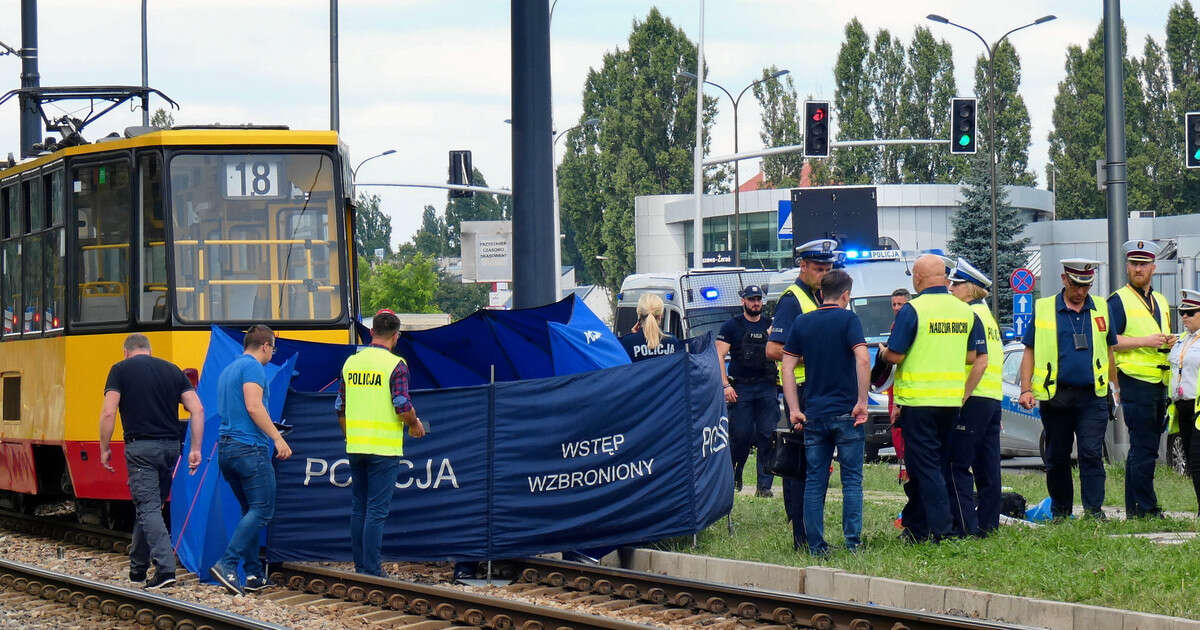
[0,556,287,630]
[0,509,1041,630]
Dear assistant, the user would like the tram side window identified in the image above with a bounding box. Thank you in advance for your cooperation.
[71,161,132,324]
[2,184,21,337]
[21,178,44,334]
[43,171,65,332]
[139,154,167,323]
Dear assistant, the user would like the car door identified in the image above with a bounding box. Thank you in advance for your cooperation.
[999,344,1042,456]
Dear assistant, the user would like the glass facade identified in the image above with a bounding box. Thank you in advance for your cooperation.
[684,210,792,269]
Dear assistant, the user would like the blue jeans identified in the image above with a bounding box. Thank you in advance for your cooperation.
[349,453,401,576]
[1120,374,1167,516]
[217,437,275,579]
[729,380,777,491]
[802,414,864,554]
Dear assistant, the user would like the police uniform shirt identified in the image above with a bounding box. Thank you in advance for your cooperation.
[717,314,774,382]
[886,285,988,357]
[620,331,683,362]
[1021,291,1117,387]
[1106,285,1162,337]
[768,281,820,344]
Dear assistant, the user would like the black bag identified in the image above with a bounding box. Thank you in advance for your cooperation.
[768,428,806,479]
[999,492,1027,520]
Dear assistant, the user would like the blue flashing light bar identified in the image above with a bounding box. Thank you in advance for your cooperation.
[665,292,675,301]
[700,287,720,301]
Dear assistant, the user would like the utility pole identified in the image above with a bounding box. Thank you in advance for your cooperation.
[19,0,40,158]
[141,0,149,126]
[1103,0,1129,292]
[329,0,340,132]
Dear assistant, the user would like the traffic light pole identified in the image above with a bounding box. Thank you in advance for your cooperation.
[1103,0,1129,293]
[702,139,946,166]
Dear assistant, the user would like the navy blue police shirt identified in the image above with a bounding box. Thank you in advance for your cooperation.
[620,331,683,362]
[1022,291,1117,387]
[717,314,774,382]
[782,305,867,419]
[768,281,819,344]
[886,286,988,357]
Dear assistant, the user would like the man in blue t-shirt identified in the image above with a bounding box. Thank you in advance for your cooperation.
[210,325,293,596]
[780,270,869,554]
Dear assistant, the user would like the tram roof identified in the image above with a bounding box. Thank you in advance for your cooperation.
[1,128,341,180]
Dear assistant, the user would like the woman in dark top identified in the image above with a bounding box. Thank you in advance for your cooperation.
[620,294,682,362]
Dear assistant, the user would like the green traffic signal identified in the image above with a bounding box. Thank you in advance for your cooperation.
[1194,147,1200,160]
[959,135,972,147]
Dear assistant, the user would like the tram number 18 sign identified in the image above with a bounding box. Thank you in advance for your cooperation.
[225,158,283,199]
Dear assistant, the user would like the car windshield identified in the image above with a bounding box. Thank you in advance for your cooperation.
[686,306,741,339]
[851,295,896,339]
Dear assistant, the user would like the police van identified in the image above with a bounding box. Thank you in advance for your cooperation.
[615,268,776,340]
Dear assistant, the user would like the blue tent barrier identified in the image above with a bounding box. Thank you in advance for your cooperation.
[171,296,730,572]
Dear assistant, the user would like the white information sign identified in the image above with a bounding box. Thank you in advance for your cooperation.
[461,220,513,283]
[224,158,283,198]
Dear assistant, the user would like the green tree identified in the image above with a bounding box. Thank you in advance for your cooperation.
[353,192,392,259]
[947,155,1029,322]
[752,65,804,186]
[868,29,907,183]
[433,270,490,320]
[901,27,961,184]
[150,108,174,128]
[358,253,439,315]
[412,205,447,258]
[974,42,1036,187]
[557,8,717,289]
[833,19,876,185]
[443,168,511,256]
[1133,37,1183,215]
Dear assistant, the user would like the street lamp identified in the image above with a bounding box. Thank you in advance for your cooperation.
[679,69,789,267]
[927,13,1055,315]
[554,118,600,297]
[353,149,397,181]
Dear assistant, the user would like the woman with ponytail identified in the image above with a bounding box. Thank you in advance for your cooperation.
[619,293,682,362]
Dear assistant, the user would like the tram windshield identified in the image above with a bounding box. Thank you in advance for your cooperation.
[168,153,344,323]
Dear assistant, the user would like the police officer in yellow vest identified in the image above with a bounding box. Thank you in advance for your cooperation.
[879,254,985,542]
[1108,240,1175,518]
[947,258,1003,536]
[766,238,835,551]
[335,310,425,577]
[1018,259,1117,519]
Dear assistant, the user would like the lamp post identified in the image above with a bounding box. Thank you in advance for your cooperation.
[554,118,600,298]
[679,69,789,267]
[926,13,1055,315]
[352,149,397,181]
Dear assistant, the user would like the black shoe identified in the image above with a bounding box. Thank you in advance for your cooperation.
[734,479,743,493]
[452,562,478,582]
[755,488,774,498]
[244,576,274,592]
[209,565,244,596]
[129,568,147,583]
[1083,509,1107,520]
[144,573,176,589]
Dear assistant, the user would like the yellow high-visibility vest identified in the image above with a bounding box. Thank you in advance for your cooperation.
[966,301,1003,401]
[1031,295,1110,400]
[894,292,973,407]
[775,283,819,386]
[342,346,407,456]
[1112,285,1172,385]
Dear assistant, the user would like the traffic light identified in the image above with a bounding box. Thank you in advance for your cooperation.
[448,150,473,198]
[1187,112,1200,169]
[950,97,977,155]
[804,100,830,158]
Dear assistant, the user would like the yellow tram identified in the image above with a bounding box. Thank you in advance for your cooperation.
[0,126,359,521]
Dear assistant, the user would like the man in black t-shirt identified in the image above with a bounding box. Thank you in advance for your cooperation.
[716,285,777,496]
[100,333,205,590]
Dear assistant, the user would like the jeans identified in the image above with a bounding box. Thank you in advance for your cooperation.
[1120,374,1168,516]
[1040,386,1109,516]
[217,437,275,579]
[802,415,864,554]
[781,385,807,550]
[349,453,401,576]
[125,439,180,575]
[898,406,956,541]
[946,397,1002,537]
[729,380,777,491]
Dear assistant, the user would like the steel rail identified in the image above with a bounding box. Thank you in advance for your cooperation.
[0,556,286,630]
[272,562,658,630]
[509,557,1042,630]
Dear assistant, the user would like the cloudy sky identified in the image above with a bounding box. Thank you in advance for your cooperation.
[0,1,1174,248]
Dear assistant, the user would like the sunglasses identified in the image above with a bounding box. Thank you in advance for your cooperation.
[1183,311,1200,318]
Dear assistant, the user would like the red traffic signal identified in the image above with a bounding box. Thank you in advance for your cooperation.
[804,100,830,158]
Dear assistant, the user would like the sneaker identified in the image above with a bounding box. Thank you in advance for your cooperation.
[209,565,244,596]
[244,576,274,592]
[144,573,176,589]
[755,488,774,498]
[129,568,147,583]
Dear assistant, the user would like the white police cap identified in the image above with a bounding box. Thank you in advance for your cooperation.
[1061,258,1101,285]
[948,258,992,289]
[1181,289,1200,312]
[794,238,838,263]
[1122,239,1161,262]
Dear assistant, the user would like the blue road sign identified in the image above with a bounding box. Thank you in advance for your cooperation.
[1013,313,1033,339]
[1013,293,1033,316]
[1011,268,1035,294]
